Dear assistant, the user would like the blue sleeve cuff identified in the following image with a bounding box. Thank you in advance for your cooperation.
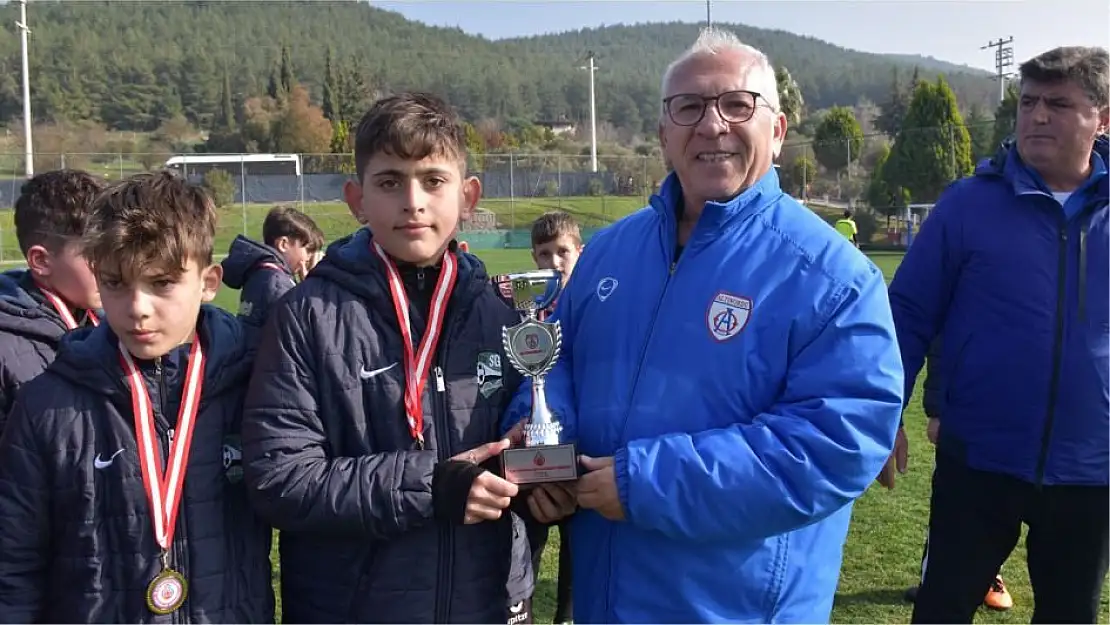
[614,446,632,522]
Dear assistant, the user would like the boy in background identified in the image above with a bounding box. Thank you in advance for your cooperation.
[0,171,274,623]
[530,211,583,292]
[222,204,325,328]
[241,91,574,624]
[524,210,582,623]
[0,170,103,428]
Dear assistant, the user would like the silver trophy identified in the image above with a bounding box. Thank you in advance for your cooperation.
[498,270,579,485]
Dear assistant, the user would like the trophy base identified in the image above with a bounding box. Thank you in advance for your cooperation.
[501,443,579,485]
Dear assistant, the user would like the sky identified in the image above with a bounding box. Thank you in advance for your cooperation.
[371,0,1110,73]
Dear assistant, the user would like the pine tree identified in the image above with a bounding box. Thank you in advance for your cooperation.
[323,47,339,122]
[218,68,236,132]
[279,44,295,96]
[884,77,974,203]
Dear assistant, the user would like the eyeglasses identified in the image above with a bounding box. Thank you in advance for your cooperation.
[662,90,771,127]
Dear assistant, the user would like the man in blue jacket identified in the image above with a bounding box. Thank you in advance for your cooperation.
[505,27,904,623]
[889,46,1109,624]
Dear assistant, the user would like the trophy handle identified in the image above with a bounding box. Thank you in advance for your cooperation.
[534,273,563,311]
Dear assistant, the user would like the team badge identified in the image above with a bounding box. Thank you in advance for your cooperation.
[223,435,243,484]
[706,291,752,342]
[476,351,504,398]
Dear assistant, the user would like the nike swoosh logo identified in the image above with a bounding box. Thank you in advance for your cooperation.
[359,362,398,380]
[94,448,125,470]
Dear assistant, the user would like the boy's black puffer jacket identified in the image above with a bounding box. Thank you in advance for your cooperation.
[242,229,533,624]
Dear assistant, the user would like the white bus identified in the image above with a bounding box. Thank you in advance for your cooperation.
[164,154,302,177]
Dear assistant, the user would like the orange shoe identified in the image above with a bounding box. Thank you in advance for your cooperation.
[984,575,1013,611]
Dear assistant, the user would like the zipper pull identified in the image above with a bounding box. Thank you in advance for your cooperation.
[434,366,445,392]
[417,269,425,291]
[167,428,175,447]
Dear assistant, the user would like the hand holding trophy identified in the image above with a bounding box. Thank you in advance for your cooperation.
[498,270,579,486]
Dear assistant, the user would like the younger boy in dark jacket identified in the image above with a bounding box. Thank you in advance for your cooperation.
[0,170,104,428]
[241,91,575,624]
[222,204,325,328]
[0,171,274,623]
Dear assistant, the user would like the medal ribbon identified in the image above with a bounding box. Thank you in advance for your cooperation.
[36,283,98,330]
[118,339,205,560]
[372,241,458,447]
[258,262,298,286]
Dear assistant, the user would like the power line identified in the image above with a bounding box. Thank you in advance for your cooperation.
[981,37,1015,103]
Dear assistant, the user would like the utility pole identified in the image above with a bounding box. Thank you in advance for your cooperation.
[981,36,1015,103]
[706,0,712,27]
[16,0,33,178]
[581,51,599,173]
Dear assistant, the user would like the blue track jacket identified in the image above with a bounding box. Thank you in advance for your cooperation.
[890,138,1109,486]
[504,169,904,623]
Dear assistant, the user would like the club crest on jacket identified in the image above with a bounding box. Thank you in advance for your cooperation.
[476,351,503,398]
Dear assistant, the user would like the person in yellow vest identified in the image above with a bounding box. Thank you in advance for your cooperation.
[834,210,859,247]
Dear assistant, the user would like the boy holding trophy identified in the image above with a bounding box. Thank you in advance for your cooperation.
[241,91,574,624]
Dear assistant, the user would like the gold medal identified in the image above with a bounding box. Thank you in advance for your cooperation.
[146,558,188,615]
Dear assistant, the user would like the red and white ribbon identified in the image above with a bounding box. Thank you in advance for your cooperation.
[371,242,457,447]
[118,339,205,557]
[37,283,98,330]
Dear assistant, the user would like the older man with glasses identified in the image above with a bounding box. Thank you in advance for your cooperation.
[503,27,903,624]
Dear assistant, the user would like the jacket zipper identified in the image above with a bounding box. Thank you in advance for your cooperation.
[1078,218,1089,320]
[616,235,689,442]
[1034,219,1068,487]
[154,358,187,623]
[432,330,453,623]
[608,222,691,621]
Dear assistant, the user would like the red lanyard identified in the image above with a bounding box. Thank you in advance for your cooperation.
[371,242,457,447]
[118,339,205,561]
[36,283,98,330]
[258,262,284,272]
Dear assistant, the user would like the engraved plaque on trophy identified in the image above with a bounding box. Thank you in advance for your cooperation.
[498,270,579,485]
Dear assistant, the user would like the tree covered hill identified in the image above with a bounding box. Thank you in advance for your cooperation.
[0,0,997,135]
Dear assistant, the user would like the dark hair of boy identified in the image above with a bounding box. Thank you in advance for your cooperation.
[0,170,106,429]
[82,170,216,279]
[14,169,106,256]
[263,205,325,252]
[530,211,582,248]
[352,91,468,181]
[0,171,274,623]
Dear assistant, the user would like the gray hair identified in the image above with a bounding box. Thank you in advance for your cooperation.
[1019,46,1109,108]
[659,27,780,119]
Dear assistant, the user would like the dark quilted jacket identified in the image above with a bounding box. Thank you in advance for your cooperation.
[0,305,275,623]
[0,270,98,431]
[242,230,534,623]
[221,235,297,330]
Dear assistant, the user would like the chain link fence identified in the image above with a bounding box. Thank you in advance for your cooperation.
[0,151,667,262]
[0,120,996,259]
